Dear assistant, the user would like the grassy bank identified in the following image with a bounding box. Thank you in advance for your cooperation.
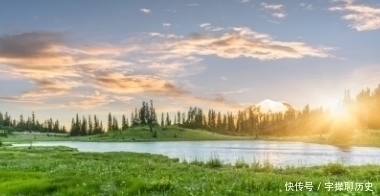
[2,126,380,148]
[1,125,250,143]
[262,130,380,147]
[0,146,378,195]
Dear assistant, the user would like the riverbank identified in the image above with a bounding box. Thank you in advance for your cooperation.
[2,126,380,148]
[1,125,252,143]
[0,146,378,195]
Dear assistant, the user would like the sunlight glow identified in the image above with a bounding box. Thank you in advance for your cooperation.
[328,101,349,122]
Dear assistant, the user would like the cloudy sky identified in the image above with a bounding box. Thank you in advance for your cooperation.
[0,0,379,127]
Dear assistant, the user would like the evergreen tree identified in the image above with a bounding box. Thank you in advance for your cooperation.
[112,116,119,130]
[122,115,127,130]
[88,115,93,135]
[32,111,36,129]
[108,112,112,131]
[161,112,164,126]
[62,125,67,133]
[0,112,3,126]
[54,119,60,133]
[81,116,87,135]
[177,112,181,125]
[166,113,171,126]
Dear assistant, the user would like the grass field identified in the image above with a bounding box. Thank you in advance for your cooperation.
[2,126,380,148]
[0,146,378,195]
[0,125,250,143]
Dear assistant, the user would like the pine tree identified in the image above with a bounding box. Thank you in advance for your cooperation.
[54,119,60,133]
[177,112,181,125]
[217,112,222,132]
[0,112,3,126]
[32,111,36,130]
[70,118,75,136]
[81,116,87,135]
[161,112,164,126]
[88,115,93,135]
[166,113,171,126]
[112,116,119,130]
[100,121,104,133]
[108,112,112,132]
[122,115,127,130]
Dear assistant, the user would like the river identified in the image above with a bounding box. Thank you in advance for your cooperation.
[13,140,380,167]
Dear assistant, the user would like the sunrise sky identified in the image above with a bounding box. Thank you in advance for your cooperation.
[0,0,379,127]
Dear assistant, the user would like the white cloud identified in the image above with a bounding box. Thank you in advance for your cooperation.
[221,76,228,80]
[240,0,250,3]
[199,23,211,28]
[329,0,380,31]
[261,3,287,19]
[140,8,151,13]
[261,3,283,10]
[162,23,171,28]
[272,13,287,18]
[300,3,314,10]
[199,23,224,31]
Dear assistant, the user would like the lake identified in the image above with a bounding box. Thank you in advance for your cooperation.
[13,140,380,167]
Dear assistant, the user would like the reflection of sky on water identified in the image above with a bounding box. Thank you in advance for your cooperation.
[13,141,380,167]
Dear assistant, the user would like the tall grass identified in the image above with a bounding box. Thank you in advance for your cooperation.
[1,146,379,195]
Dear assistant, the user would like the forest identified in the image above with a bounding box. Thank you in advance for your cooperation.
[1,85,380,141]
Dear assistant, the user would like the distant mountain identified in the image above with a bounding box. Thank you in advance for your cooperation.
[246,99,295,114]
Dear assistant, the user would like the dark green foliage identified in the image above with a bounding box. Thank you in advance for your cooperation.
[323,163,348,175]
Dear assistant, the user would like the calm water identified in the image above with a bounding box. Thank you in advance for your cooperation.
[13,141,380,167]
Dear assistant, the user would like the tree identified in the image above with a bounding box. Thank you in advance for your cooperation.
[32,111,36,129]
[147,100,157,131]
[122,115,127,130]
[112,116,119,130]
[177,112,181,125]
[54,119,60,133]
[166,112,171,126]
[108,112,112,132]
[161,112,164,126]
[81,116,87,135]
[0,112,3,127]
[88,115,93,135]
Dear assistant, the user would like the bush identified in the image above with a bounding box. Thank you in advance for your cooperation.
[0,140,2,147]
[323,163,348,175]
[206,155,223,168]
[235,158,249,169]
[152,131,157,138]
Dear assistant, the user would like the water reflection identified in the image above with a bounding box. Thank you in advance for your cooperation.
[12,140,380,167]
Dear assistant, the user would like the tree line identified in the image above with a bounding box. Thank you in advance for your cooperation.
[1,84,380,137]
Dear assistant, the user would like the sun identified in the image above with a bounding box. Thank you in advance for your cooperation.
[328,101,349,122]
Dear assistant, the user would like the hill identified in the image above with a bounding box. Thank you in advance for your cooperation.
[2,125,250,143]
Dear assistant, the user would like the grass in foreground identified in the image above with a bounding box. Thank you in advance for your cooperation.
[0,146,379,195]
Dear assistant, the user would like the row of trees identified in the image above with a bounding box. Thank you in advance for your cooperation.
[2,84,380,137]
[0,111,67,133]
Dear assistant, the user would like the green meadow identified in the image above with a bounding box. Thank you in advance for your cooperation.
[1,125,249,143]
[0,146,379,196]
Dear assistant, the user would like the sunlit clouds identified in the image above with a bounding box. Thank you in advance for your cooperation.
[329,0,380,31]
[151,27,333,60]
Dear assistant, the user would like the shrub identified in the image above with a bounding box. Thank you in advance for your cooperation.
[206,155,223,168]
[323,163,348,175]
[152,131,157,138]
[0,139,2,147]
[235,158,249,169]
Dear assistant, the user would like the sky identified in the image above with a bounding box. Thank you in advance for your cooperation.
[0,0,380,127]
